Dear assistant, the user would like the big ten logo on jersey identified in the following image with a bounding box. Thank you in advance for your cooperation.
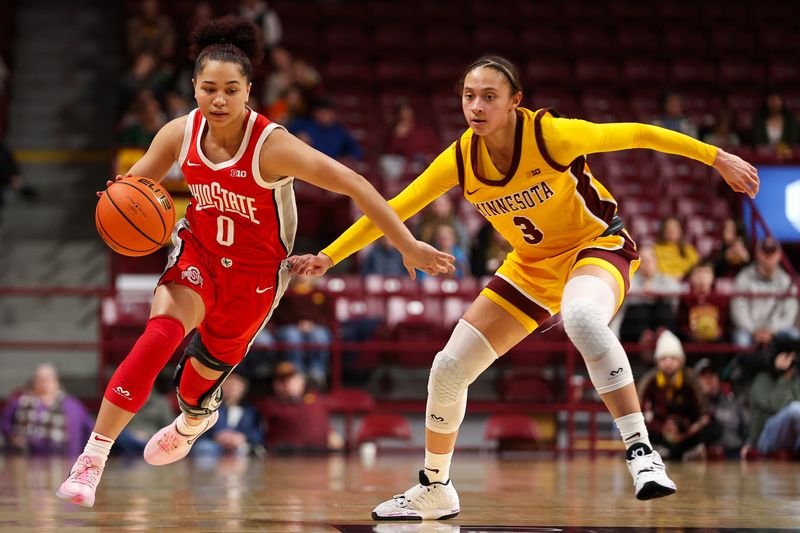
[187,182,260,224]
[230,169,247,178]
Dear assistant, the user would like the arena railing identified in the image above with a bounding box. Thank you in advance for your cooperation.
[0,285,110,399]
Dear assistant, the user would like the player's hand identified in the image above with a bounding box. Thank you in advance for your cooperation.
[289,253,334,277]
[713,149,759,199]
[96,174,129,197]
[400,240,456,280]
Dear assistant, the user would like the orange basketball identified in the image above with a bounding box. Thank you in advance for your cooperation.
[95,176,176,257]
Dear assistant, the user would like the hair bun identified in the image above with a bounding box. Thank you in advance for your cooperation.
[190,15,263,65]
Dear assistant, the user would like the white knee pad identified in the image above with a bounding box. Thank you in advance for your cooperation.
[426,319,497,434]
[562,275,633,394]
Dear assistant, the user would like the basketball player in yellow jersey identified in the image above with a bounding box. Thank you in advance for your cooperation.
[291,55,759,520]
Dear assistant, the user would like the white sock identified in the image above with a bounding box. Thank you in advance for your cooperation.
[83,432,114,464]
[176,413,205,436]
[615,412,652,450]
[424,450,453,483]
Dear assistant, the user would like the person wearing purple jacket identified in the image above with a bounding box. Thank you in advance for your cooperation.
[2,364,94,456]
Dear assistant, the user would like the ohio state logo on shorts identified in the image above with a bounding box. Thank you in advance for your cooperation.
[181,266,204,287]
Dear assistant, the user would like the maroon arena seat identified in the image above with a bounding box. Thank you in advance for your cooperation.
[500,371,556,403]
[484,414,542,450]
[615,26,662,56]
[574,56,621,85]
[524,58,572,86]
[662,26,708,57]
[519,26,567,54]
[356,413,413,446]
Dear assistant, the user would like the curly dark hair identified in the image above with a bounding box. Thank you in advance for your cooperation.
[190,15,263,80]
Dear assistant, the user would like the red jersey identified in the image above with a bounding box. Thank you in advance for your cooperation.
[177,108,297,271]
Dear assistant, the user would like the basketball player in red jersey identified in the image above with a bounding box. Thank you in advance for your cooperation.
[57,16,454,508]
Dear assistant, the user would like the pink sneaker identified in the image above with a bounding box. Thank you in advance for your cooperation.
[144,411,219,465]
[56,453,105,507]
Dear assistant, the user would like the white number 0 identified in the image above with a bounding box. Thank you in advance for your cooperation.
[216,215,234,246]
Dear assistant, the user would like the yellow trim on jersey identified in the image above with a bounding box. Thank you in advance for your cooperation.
[481,288,540,333]
[572,257,627,309]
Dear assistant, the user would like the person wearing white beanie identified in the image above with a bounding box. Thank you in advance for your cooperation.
[638,329,720,460]
[654,329,685,365]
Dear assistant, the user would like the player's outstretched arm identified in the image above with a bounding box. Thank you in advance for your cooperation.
[546,117,760,199]
[261,128,454,278]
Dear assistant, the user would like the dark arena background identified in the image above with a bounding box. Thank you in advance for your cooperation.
[0,0,799,531]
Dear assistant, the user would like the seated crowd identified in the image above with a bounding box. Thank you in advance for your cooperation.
[1,362,344,458]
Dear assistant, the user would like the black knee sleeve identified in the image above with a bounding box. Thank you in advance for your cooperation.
[172,332,236,418]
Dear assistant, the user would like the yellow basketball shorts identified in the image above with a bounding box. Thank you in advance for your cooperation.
[480,230,640,333]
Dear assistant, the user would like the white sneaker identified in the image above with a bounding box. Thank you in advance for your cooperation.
[144,411,218,466]
[372,471,460,521]
[56,453,105,507]
[626,443,677,500]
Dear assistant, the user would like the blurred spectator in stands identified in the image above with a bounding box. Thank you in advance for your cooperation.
[262,46,294,110]
[731,237,799,348]
[114,373,175,455]
[192,373,263,457]
[694,358,747,459]
[712,218,750,278]
[186,1,214,36]
[268,84,311,125]
[652,91,699,139]
[743,336,800,458]
[618,245,681,344]
[271,275,334,389]
[653,216,699,280]
[238,0,282,50]
[119,91,167,147]
[0,141,37,225]
[126,0,175,63]
[1,364,94,456]
[292,57,320,93]
[164,90,191,121]
[469,222,512,278]
[260,362,344,453]
[419,223,469,280]
[121,52,173,108]
[638,331,721,460]
[383,99,440,163]
[702,109,741,148]
[362,237,407,276]
[289,98,363,160]
[678,261,730,343]
[416,195,470,252]
[752,90,798,156]
[238,327,275,385]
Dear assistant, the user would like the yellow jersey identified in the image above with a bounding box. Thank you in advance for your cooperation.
[322,107,717,265]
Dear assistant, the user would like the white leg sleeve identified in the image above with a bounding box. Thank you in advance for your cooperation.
[561,275,634,394]
[425,319,498,434]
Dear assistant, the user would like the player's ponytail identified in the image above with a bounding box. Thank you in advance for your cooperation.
[191,15,263,80]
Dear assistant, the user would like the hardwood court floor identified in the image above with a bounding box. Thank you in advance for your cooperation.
[0,453,798,532]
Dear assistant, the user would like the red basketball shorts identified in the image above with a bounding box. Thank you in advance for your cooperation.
[158,224,289,365]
